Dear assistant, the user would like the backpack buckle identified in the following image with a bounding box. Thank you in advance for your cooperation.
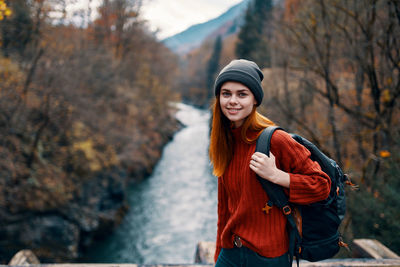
[283,205,292,215]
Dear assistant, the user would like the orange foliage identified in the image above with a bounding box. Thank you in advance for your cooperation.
[283,0,302,21]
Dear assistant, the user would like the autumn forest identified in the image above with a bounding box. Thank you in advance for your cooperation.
[0,0,399,263]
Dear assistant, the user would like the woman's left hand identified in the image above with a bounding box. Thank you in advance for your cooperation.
[250,152,290,188]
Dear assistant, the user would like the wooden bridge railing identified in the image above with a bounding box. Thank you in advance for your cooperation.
[5,239,400,267]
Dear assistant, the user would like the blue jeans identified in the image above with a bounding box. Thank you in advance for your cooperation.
[215,247,290,267]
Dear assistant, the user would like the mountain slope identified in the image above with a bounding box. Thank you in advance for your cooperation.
[162,0,249,54]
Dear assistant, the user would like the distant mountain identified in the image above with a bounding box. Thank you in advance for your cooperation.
[162,0,250,55]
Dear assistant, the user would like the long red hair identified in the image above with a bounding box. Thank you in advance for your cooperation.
[209,97,275,177]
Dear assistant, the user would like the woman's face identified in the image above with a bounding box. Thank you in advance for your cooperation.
[219,81,257,128]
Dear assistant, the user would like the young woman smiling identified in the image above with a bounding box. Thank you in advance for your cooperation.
[209,59,331,267]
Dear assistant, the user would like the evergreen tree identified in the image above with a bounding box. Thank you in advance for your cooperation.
[236,0,273,68]
[206,35,222,101]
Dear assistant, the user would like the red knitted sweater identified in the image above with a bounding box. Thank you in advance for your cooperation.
[214,127,331,262]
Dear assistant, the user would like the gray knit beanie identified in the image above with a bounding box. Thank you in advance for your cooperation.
[214,59,264,106]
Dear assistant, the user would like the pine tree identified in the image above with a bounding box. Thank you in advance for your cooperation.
[206,35,222,101]
[236,0,273,68]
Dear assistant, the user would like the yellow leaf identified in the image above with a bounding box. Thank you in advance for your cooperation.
[379,150,391,158]
[365,112,376,119]
[73,139,101,171]
[382,89,391,103]
[310,14,317,27]
[5,8,11,16]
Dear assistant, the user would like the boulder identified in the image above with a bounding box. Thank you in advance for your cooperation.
[8,250,40,265]
[1,215,80,262]
[194,241,215,264]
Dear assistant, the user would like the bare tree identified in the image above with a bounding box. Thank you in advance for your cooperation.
[270,0,399,175]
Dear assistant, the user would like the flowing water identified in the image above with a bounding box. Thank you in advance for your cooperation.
[84,103,217,264]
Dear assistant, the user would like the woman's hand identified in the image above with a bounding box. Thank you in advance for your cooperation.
[250,152,290,188]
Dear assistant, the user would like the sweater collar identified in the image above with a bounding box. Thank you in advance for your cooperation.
[231,125,243,140]
[231,125,258,143]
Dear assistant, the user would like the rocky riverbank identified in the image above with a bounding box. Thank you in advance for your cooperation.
[0,112,181,264]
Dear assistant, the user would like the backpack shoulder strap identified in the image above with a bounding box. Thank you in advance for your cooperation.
[255,126,288,210]
[256,126,284,157]
[256,126,301,267]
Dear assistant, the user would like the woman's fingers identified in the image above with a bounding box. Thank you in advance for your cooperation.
[250,152,277,176]
[250,158,260,167]
[250,152,290,187]
[251,152,274,163]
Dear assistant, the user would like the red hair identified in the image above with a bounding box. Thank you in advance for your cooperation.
[209,98,275,177]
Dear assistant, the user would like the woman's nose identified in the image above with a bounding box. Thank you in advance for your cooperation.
[229,95,238,104]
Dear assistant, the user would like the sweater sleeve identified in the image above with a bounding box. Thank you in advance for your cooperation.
[270,130,331,205]
[214,177,230,263]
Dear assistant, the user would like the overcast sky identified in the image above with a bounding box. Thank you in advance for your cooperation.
[140,0,243,39]
[66,0,243,40]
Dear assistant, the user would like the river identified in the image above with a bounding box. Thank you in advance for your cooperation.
[83,103,217,264]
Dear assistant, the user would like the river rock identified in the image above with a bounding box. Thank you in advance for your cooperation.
[0,168,128,263]
[0,215,79,262]
[194,241,215,264]
[8,249,40,265]
[74,168,128,248]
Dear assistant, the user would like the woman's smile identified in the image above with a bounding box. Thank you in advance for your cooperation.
[226,107,242,114]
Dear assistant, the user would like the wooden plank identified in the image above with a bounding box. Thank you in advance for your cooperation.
[5,259,400,267]
[353,239,400,259]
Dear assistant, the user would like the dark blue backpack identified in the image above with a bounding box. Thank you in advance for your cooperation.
[256,126,353,265]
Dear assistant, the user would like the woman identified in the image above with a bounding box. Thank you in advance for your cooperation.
[209,59,331,267]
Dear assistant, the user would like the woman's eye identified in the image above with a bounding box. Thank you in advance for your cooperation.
[239,93,248,97]
[222,92,231,97]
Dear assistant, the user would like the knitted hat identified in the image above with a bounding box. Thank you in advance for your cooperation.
[214,59,264,106]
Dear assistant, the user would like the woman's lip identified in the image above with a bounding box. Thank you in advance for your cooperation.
[227,107,241,114]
